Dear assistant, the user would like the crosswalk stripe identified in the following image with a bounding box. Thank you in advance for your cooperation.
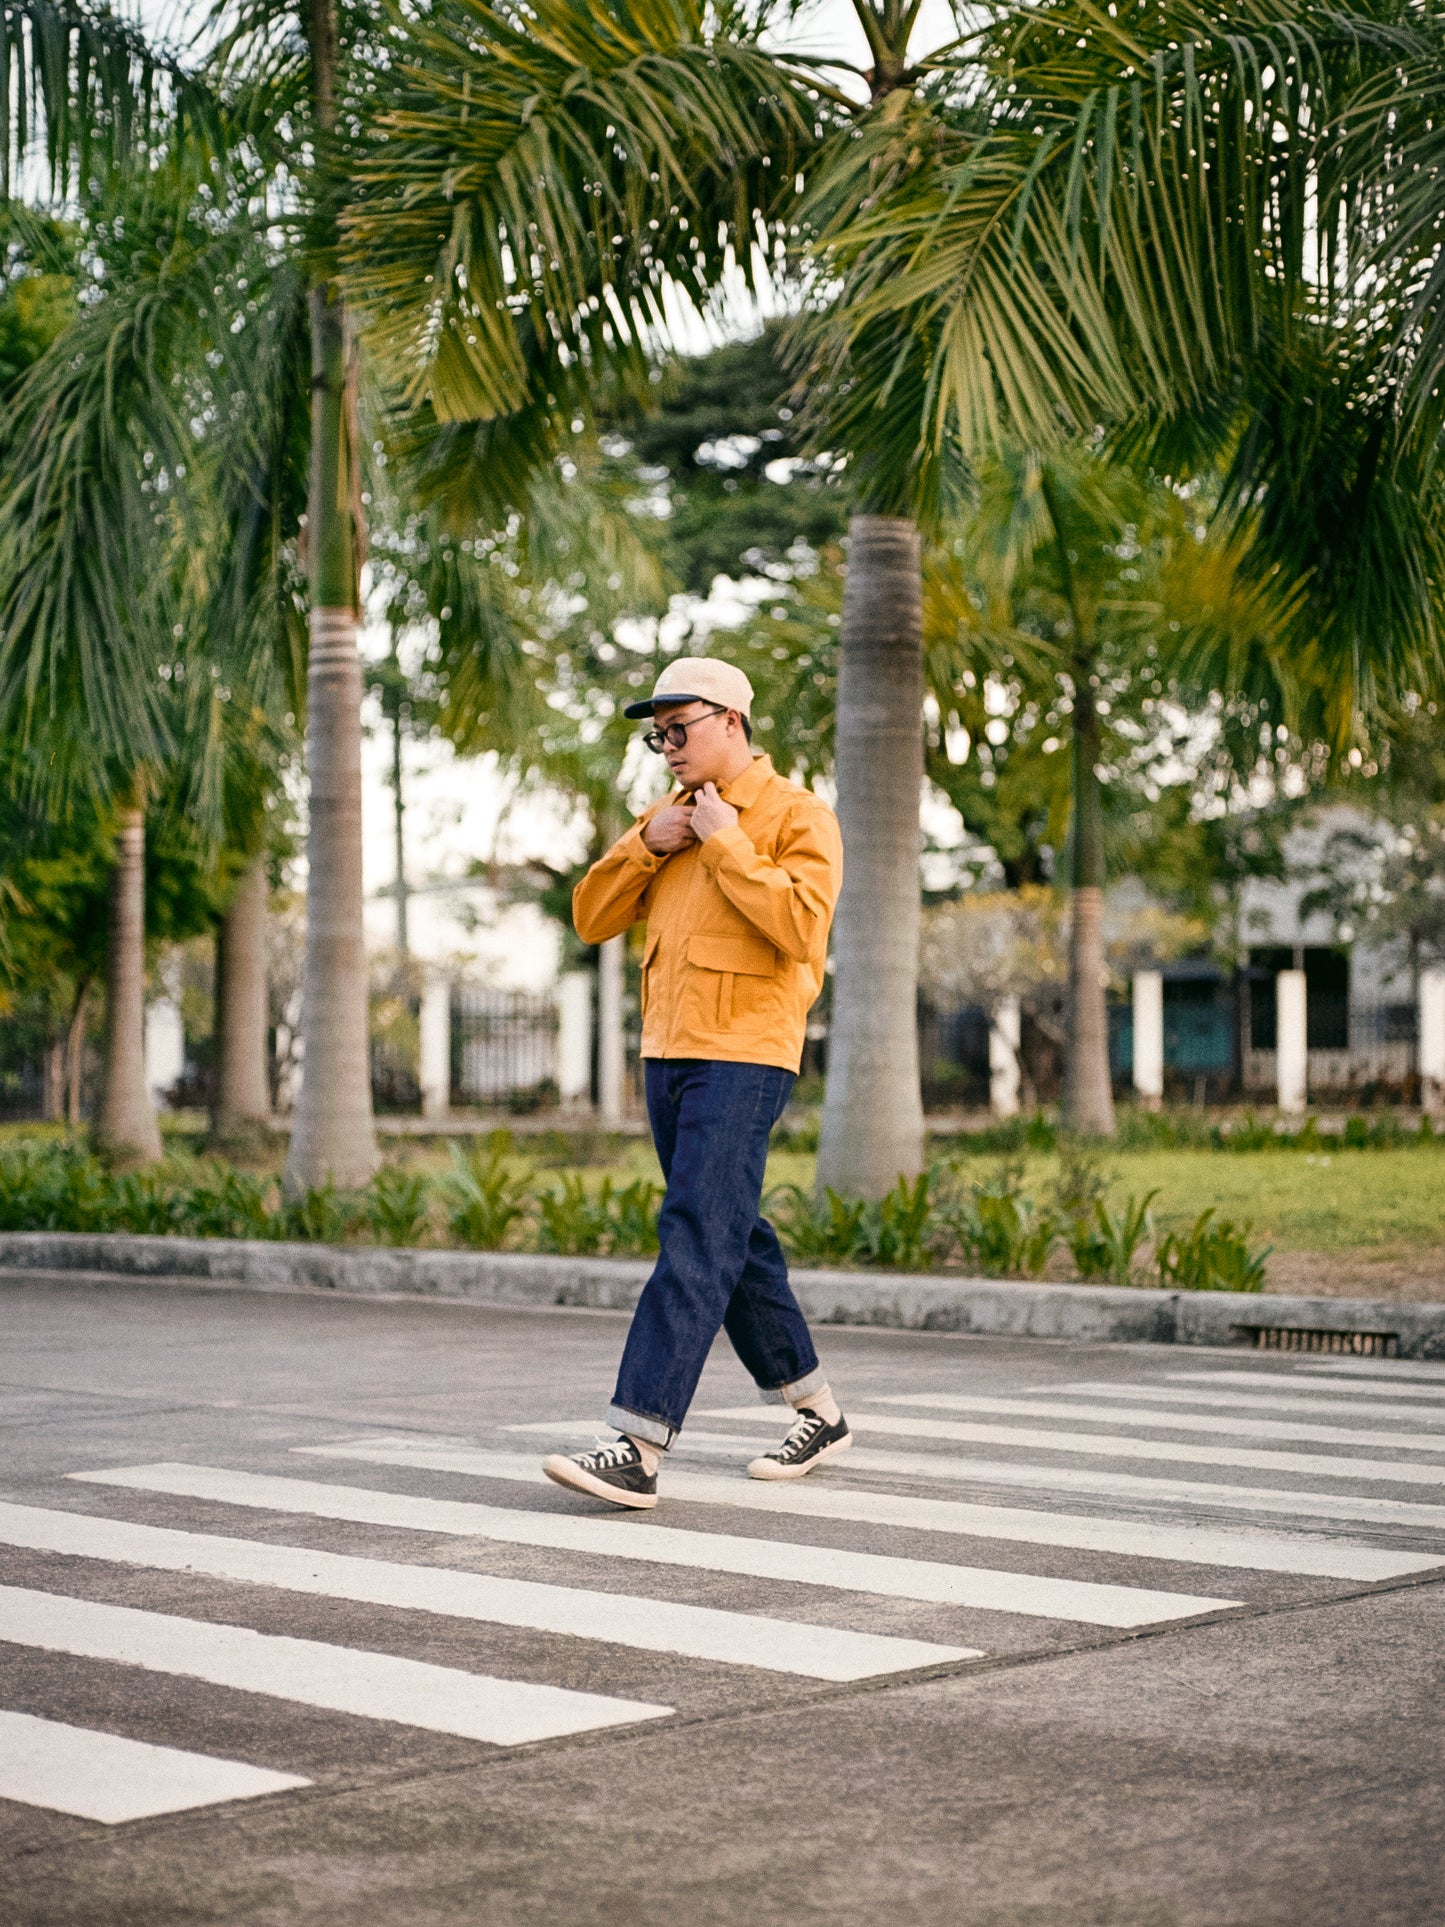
[68,1464,1240,1629]
[864,1393,1445,1453]
[295,1439,1443,1583]
[0,1584,669,1745]
[1299,1361,1445,1382]
[1040,1382,1445,1425]
[0,1709,309,1823]
[1168,1370,1445,1401]
[0,1502,970,1682]
[506,1422,1445,1527]
[697,1408,1445,1486]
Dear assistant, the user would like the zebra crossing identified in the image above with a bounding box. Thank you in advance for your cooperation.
[4,1351,1444,1833]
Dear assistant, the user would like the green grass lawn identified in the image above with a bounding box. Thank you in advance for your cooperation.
[452,1137,1445,1263]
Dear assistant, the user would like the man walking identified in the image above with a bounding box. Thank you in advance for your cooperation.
[543,657,849,1509]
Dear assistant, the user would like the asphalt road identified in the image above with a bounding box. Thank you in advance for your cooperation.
[1,1271,1443,1926]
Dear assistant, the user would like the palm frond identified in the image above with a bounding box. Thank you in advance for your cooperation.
[0,187,248,782]
[0,0,227,198]
[341,0,818,422]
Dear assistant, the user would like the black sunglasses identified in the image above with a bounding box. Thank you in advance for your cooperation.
[642,705,727,753]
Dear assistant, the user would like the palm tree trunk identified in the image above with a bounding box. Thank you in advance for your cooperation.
[390,666,409,956]
[213,859,272,1141]
[96,797,163,1163]
[282,284,379,1194]
[65,979,90,1126]
[42,1038,64,1121]
[1063,683,1115,1134]
[817,513,926,1198]
[284,0,379,1195]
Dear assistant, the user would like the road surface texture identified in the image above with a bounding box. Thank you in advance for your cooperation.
[1,1271,1442,1926]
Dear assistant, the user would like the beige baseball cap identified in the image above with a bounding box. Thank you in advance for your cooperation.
[623,655,754,721]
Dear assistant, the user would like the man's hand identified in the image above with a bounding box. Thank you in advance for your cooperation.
[691,782,739,842]
[642,804,697,855]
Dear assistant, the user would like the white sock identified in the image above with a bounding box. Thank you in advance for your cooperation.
[793,1383,840,1426]
[625,1435,663,1477]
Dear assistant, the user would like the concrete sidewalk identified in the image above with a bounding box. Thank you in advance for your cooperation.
[2,1230,1442,1358]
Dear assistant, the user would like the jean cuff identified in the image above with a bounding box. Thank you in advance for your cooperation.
[757,1365,827,1407]
[607,1403,676,1450]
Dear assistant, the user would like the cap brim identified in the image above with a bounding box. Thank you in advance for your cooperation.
[622,691,704,719]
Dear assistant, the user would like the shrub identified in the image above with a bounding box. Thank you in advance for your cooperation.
[176,1169,278,1240]
[1214,1110,1280,1152]
[366,1166,432,1246]
[769,1184,868,1265]
[442,1138,534,1249]
[603,1177,663,1256]
[279,1181,361,1245]
[858,1173,938,1271]
[1114,1109,1215,1150]
[953,1189,1058,1277]
[537,1174,611,1255]
[1156,1209,1270,1292]
[0,1141,115,1232]
[1067,1191,1158,1288]
[940,1166,1057,1277]
[110,1171,180,1235]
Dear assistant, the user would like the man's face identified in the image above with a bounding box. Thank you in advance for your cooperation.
[652,700,738,790]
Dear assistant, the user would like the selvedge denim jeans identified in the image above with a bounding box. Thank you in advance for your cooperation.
[608,1058,826,1448]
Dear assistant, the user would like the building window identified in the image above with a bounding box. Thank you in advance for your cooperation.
[1245,948,1349,1051]
[1304,947,1349,1049]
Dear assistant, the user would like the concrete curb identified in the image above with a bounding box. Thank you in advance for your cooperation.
[3,1231,1443,1358]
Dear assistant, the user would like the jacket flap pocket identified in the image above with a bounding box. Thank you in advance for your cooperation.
[687,933,776,977]
[642,927,662,967]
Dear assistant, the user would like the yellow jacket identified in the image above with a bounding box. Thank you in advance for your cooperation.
[573,754,844,1072]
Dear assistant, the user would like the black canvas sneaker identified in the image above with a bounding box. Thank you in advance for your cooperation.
[747,1407,852,1482]
[542,1437,659,1509]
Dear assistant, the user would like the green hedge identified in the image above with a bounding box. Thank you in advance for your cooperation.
[0,1135,1268,1289]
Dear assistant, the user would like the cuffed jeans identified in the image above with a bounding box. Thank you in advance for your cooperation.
[608,1058,826,1448]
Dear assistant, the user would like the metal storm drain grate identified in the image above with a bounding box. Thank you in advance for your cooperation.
[1232,1324,1400,1357]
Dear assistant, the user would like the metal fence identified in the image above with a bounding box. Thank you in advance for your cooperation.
[451,987,559,1107]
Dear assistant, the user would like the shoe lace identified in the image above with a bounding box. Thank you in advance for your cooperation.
[778,1408,826,1456]
[582,1436,636,1472]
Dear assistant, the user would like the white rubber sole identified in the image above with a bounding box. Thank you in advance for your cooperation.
[746,1432,853,1482]
[541,1455,658,1509]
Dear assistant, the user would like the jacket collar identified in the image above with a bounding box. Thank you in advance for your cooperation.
[718,753,774,812]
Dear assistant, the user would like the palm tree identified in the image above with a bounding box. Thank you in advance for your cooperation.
[4,0,738,1184]
[340,0,1001,1195]
[0,0,387,1186]
[0,172,218,1161]
[797,0,1445,1137]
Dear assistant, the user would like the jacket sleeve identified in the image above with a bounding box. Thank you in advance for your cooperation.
[572,817,666,945]
[697,799,844,964]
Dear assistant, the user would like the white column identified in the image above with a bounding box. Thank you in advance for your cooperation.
[418,976,451,1119]
[1132,970,1164,1108]
[1420,968,1445,1114]
[597,935,626,1126]
[557,970,594,1107]
[144,999,185,1107]
[988,996,1021,1118]
[1276,968,1308,1115]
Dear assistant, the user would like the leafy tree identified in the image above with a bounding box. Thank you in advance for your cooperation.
[1,0,602,1177]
